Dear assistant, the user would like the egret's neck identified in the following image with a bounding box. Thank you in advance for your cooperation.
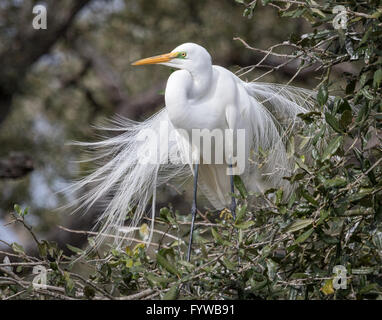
[188,65,213,99]
[165,65,213,112]
[165,64,213,126]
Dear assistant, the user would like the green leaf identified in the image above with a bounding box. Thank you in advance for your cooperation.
[178,260,194,269]
[13,205,29,217]
[325,112,342,133]
[163,284,179,300]
[222,257,236,270]
[320,234,339,244]
[339,109,353,130]
[11,242,25,255]
[14,204,22,215]
[266,258,278,280]
[317,85,328,106]
[66,244,84,255]
[251,277,268,290]
[312,125,326,145]
[159,207,172,223]
[310,8,326,18]
[316,210,329,226]
[345,80,356,95]
[146,273,172,285]
[359,283,380,295]
[348,189,372,202]
[64,273,75,295]
[356,104,369,123]
[286,219,314,233]
[84,286,96,299]
[337,99,351,113]
[156,253,180,277]
[235,204,247,224]
[287,192,296,209]
[373,69,382,88]
[294,228,314,244]
[295,156,310,173]
[301,190,318,206]
[234,175,248,198]
[361,88,373,100]
[323,177,347,189]
[22,207,29,216]
[275,188,283,205]
[290,273,309,279]
[211,228,224,245]
[234,220,255,229]
[38,241,48,257]
[260,244,272,258]
[321,136,343,161]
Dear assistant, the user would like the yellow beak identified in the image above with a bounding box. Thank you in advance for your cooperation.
[131,52,179,66]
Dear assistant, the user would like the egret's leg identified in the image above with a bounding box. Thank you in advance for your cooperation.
[229,163,241,265]
[187,163,199,262]
[229,164,236,220]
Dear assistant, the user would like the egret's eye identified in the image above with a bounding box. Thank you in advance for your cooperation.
[178,52,187,59]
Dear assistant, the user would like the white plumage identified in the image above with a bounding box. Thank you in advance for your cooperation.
[69,43,317,251]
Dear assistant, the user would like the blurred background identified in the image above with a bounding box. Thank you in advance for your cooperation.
[0,0,317,253]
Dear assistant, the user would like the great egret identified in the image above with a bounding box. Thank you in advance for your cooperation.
[71,43,317,260]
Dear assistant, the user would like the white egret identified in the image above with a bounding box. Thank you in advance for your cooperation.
[71,43,317,260]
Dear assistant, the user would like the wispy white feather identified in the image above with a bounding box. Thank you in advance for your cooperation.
[242,82,317,195]
[67,110,191,251]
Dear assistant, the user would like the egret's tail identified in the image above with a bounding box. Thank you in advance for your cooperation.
[66,110,190,251]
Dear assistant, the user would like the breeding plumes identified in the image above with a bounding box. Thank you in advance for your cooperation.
[69,43,318,260]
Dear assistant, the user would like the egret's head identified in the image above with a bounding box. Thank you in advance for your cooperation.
[131,43,212,73]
